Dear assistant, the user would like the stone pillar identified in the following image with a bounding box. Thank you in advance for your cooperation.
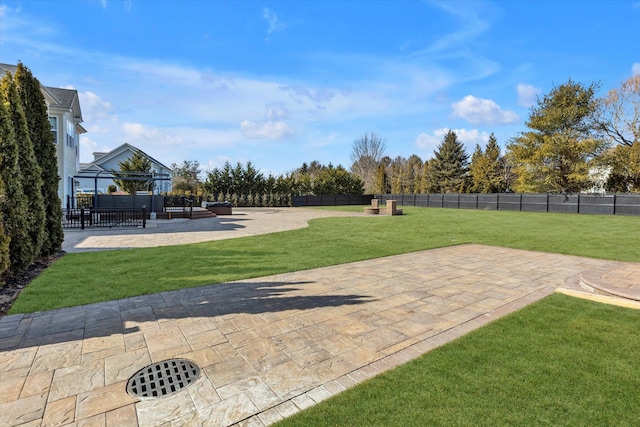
[387,200,397,216]
[371,199,379,208]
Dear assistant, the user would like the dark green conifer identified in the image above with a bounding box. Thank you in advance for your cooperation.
[0,73,33,272]
[4,70,45,258]
[0,103,11,281]
[15,63,64,255]
[431,130,469,193]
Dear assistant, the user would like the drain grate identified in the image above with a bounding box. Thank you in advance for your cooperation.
[126,359,201,398]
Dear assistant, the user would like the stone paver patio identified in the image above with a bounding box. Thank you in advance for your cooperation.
[4,242,637,426]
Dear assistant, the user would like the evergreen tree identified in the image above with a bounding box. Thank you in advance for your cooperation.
[419,159,436,193]
[14,63,63,255]
[469,133,505,193]
[373,163,389,194]
[389,156,405,194]
[430,130,469,193]
[0,73,33,272]
[407,154,423,194]
[0,126,10,282]
[112,150,153,194]
[605,142,640,192]
[4,70,45,258]
[506,79,607,193]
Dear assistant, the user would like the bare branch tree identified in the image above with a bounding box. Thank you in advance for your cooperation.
[596,74,640,147]
[350,132,387,193]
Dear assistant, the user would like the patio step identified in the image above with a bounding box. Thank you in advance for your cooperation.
[155,207,216,220]
[578,271,640,302]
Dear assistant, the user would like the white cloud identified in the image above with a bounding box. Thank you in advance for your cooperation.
[452,95,518,125]
[264,102,291,121]
[452,128,491,145]
[206,156,233,173]
[78,91,115,124]
[263,8,286,36]
[240,120,295,140]
[415,127,490,153]
[516,83,540,107]
[122,122,184,146]
[415,132,442,151]
[79,136,112,163]
[633,63,640,76]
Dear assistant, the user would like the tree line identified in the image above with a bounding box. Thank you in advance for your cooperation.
[1,64,64,283]
[167,160,364,201]
[156,75,640,203]
[352,76,640,195]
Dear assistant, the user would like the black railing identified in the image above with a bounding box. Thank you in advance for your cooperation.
[163,196,194,218]
[374,193,640,216]
[62,207,147,229]
[292,194,374,207]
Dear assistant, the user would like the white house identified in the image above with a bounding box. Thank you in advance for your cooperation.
[75,143,172,195]
[0,63,86,205]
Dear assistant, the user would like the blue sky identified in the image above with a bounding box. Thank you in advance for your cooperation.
[1,1,639,177]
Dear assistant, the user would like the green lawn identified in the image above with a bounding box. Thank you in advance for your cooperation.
[9,207,640,313]
[275,294,640,427]
[8,206,640,425]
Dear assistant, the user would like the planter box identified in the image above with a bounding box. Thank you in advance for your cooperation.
[202,201,233,215]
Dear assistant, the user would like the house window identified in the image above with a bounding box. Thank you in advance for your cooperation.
[66,120,75,148]
[49,117,57,143]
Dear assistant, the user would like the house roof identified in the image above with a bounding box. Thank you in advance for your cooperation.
[47,87,81,113]
[0,63,83,122]
[0,63,18,75]
[78,143,172,174]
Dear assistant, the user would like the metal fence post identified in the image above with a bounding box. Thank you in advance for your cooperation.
[142,206,147,228]
[519,193,523,211]
[80,208,85,230]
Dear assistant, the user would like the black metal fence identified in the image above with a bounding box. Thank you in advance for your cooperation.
[67,195,165,212]
[292,194,375,207]
[62,208,147,229]
[375,193,640,216]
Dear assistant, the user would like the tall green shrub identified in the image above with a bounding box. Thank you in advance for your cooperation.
[0,121,10,282]
[3,70,45,259]
[15,63,64,255]
[0,73,33,272]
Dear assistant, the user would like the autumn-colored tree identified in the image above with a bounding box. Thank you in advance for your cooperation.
[430,130,469,193]
[605,142,640,192]
[373,163,389,194]
[507,79,607,193]
[389,156,405,194]
[14,62,63,256]
[469,134,505,193]
[407,154,424,194]
[419,159,437,193]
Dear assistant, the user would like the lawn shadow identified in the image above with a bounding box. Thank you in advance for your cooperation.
[0,280,374,351]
